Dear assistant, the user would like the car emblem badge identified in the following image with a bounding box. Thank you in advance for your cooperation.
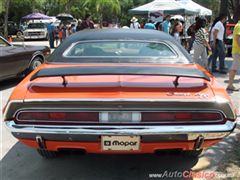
[166,92,191,96]
[195,93,209,99]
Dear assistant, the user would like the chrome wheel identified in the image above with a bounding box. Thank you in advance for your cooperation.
[29,56,43,72]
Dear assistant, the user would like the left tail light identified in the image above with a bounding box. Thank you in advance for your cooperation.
[16,112,99,124]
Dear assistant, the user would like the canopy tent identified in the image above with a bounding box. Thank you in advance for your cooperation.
[56,13,74,21]
[177,0,212,16]
[129,0,199,16]
[22,13,51,20]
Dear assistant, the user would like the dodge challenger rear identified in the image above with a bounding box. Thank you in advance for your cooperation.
[3,29,237,158]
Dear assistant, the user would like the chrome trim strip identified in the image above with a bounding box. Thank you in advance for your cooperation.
[5,121,236,141]
[23,98,217,103]
[3,100,24,120]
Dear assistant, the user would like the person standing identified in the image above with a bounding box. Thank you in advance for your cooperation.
[209,14,228,73]
[187,16,199,53]
[76,20,82,32]
[227,20,240,91]
[170,21,183,44]
[54,26,60,47]
[47,22,55,48]
[192,17,211,70]
[162,15,171,34]
[79,14,94,30]
[130,17,141,29]
[144,20,156,30]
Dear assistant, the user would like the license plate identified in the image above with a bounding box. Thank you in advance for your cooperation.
[101,136,140,151]
[31,36,39,39]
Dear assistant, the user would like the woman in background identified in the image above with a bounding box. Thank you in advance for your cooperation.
[192,17,211,70]
[170,21,183,44]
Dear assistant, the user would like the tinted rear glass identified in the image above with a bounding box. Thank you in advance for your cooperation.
[59,41,190,64]
[65,41,176,58]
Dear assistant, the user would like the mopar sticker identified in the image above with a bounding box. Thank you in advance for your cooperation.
[101,136,140,151]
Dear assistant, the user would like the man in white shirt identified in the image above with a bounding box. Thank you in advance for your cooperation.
[209,14,228,73]
[130,17,141,29]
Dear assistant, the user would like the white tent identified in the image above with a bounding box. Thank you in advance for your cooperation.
[176,0,212,16]
[129,0,199,16]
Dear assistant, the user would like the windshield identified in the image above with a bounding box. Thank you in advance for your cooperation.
[27,23,46,29]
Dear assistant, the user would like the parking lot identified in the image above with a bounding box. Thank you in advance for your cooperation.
[1,40,240,180]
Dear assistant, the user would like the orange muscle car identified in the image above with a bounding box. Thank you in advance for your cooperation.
[3,29,238,158]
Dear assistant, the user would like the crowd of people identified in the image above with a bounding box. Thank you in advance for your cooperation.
[47,14,94,48]
[129,14,240,91]
[188,14,240,91]
[46,13,240,91]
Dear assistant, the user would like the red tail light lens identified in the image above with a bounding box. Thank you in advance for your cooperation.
[18,112,49,120]
[17,112,99,122]
[142,112,223,122]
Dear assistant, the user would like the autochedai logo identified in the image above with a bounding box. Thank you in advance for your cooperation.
[104,140,137,146]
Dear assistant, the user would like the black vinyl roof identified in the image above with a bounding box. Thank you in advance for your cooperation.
[47,29,192,63]
[68,29,172,42]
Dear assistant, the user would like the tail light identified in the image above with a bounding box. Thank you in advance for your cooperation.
[16,111,99,124]
[15,111,224,125]
[141,112,223,123]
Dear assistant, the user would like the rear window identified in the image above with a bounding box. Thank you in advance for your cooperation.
[49,40,191,64]
[64,41,178,60]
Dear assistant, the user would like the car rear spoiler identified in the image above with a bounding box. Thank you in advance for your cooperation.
[30,66,210,87]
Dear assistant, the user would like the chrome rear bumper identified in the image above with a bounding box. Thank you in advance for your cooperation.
[5,120,236,141]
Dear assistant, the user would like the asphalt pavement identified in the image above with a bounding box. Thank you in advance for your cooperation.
[0,40,240,180]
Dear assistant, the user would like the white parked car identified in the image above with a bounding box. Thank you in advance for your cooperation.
[24,23,48,40]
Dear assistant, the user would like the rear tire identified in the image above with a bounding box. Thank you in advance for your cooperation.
[29,56,43,72]
[37,149,57,158]
[16,31,23,38]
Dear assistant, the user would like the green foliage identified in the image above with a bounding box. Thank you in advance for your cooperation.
[9,0,33,23]
[83,0,121,26]
[2,0,155,25]
[4,0,239,28]
[0,2,3,14]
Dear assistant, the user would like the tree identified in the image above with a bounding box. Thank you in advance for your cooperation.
[83,0,121,28]
[233,0,240,23]
[4,0,10,38]
[218,0,240,23]
[220,0,228,15]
